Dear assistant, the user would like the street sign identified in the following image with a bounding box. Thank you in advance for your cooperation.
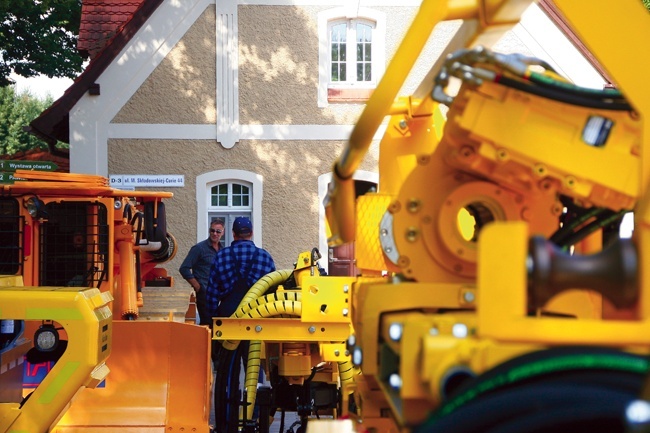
[0,172,26,184]
[109,174,185,188]
[0,160,58,172]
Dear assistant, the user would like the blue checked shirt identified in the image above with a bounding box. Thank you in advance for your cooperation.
[206,240,276,316]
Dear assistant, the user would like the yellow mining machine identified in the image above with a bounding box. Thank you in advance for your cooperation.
[0,171,211,432]
[315,0,650,432]
[211,248,356,433]
[213,1,650,432]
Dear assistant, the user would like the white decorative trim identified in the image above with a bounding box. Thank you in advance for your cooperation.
[317,7,386,107]
[513,3,604,88]
[317,170,379,274]
[108,123,387,140]
[70,0,212,175]
[196,169,264,246]
[216,0,240,148]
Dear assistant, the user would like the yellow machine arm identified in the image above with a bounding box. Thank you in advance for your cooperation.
[0,285,112,433]
[320,0,650,432]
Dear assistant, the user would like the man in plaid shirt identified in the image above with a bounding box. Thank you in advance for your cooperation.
[206,216,275,318]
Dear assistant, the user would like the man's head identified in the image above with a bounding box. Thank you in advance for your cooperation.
[233,216,253,239]
[209,220,225,244]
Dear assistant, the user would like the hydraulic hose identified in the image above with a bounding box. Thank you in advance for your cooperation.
[222,297,303,350]
[236,291,301,318]
[416,347,648,433]
[235,269,293,313]
[244,340,263,420]
[337,359,359,394]
[238,299,304,421]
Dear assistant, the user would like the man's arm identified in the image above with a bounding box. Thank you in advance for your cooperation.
[179,245,201,291]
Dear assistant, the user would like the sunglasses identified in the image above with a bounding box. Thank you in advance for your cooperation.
[210,229,223,234]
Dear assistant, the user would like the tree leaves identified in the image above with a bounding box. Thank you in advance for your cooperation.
[0,0,84,86]
[0,86,61,155]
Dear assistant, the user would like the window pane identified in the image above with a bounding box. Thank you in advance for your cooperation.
[357,23,372,43]
[331,23,346,43]
[330,23,346,82]
[340,63,346,81]
[231,183,250,208]
[357,64,363,82]
[331,64,338,81]
[365,63,371,81]
[211,184,228,207]
[364,43,371,61]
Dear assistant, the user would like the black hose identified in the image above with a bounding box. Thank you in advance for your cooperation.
[214,344,246,433]
[497,75,633,111]
[416,347,648,433]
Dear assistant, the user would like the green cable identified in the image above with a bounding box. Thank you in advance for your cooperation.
[431,352,648,422]
[529,72,625,99]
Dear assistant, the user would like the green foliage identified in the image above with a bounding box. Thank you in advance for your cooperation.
[0,86,56,156]
[644,0,650,10]
[0,0,84,86]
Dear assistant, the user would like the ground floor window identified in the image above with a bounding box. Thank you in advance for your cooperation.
[196,170,264,247]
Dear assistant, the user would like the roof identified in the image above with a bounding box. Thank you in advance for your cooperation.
[3,148,70,172]
[78,0,145,59]
[27,0,163,150]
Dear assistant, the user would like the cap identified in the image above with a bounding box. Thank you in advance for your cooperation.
[233,216,253,235]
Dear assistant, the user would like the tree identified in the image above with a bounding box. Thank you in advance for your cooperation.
[0,0,84,87]
[0,86,62,155]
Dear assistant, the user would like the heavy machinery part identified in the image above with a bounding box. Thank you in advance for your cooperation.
[214,257,353,433]
[53,321,211,432]
[316,0,650,431]
[0,170,211,432]
[0,286,112,433]
[325,0,534,246]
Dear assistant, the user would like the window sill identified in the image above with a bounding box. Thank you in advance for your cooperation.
[328,87,374,103]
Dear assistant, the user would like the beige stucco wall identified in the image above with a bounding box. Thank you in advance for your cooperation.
[108,138,378,275]
[108,3,462,287]
[112,6,217,124]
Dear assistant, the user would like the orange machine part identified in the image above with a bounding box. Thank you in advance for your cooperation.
[52,321,211,432]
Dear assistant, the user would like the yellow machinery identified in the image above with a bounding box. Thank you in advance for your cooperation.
[212,249,356,433]
[212,1,650,432]
[0,171,211,432]
[317,0,650,432]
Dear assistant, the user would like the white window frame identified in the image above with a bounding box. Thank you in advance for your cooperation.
[196,169,264,246]
[318,7,386,107]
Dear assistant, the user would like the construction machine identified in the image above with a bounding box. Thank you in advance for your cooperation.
[314,0,650,432]
[213,1,650,432]
[0,171,211,432]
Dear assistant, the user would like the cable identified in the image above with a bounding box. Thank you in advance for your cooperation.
[496,75,633,111]
[415,347,648,433]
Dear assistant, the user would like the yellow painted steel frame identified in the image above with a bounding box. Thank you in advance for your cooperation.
[319,0,650,431]
[0,286,112,433]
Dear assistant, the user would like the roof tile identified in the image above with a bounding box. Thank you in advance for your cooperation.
[78,0,145,59]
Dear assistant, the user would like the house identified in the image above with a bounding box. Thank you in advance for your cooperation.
[28,0,606,279]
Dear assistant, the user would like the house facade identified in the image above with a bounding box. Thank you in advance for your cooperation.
[30,0,605,281]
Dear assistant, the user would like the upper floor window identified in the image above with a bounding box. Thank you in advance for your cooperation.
[330,20,375,85]
[318,8,386,107]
